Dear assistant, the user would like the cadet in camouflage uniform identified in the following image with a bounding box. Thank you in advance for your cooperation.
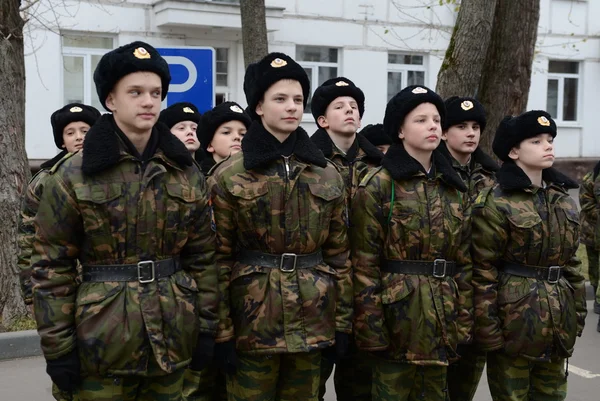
[361,123,391,155]
[309,77,382,401]
[472,111,587,401]
[210,52,351,401]
[352,85,473,401]
[30,41,218,401]
[439,96,498,401]
[579,166,600,317]
[195,101,251,176]
[159,101,202,154]
[18,103,100,310]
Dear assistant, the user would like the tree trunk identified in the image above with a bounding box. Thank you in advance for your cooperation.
[478,0,541,157]
[240,0,269,68]
[0,0,29,329]
[436,0,497,99]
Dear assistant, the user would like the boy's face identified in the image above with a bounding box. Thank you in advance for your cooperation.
[207,120,247,162]
[170,121,199,153]
[62,121,90,153]
[399,102,441,154]
[509,133,555,170]
[106,71,162,135]
[442,120,481,157]
[317,96,361,136]
[256,79,304,136]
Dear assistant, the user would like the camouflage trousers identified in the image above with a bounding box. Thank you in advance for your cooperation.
[318,352,372,401]
[226,352,321,401]
[181,362,227,401]
[446,345,486,401]
[372,359,448,401]
[586,246,599,289]
[487,351,567,401]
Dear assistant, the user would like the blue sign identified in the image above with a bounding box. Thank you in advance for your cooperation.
[156,47,215,113]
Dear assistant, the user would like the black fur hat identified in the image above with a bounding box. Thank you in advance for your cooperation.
[311,77,365,124]
[492,110,557,162]
[158,102,201,129]
[243,52,310,120]
[360,124,389,147]
[198,101,251,151]
[93,41,171,111]
[443,96,487,133]
[383,85,445,143]
[50,103,101,148]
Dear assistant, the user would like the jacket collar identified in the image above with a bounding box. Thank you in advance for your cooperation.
[437,141,499,173]
[40,149,69,169]
[82,114,193,176]
[496,161,579,191]
[241,121,328,170]
[382,142,467,192]
[310,128,384,164]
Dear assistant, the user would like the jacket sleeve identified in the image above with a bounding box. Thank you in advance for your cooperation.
[321,177,352,334]
[17,173,46,305]
[563,255,587,336]
[471,195,508,352]
[579,172,597,247]
[210,174,236,343]
[454,193,473,344]
[351,183,389,350]
[31,173,82,360]
[181,174,218,336]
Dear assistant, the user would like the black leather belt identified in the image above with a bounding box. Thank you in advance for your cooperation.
[237,249,324,272]
[82,258,181,283]
[500,261,563,284]
[381,259,458,278]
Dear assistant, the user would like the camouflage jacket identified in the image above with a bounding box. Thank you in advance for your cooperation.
[17,150,69,305]
[472,162,586,360]
[210,122,351,354]
[311,128,383,204]
[579,163,600,248]
[31,114,218,376]
[438,142,498,203]
[352,143,473,366]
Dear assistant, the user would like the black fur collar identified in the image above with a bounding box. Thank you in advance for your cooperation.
[382,142,467,192]
[496,161,579,191]
[82,114,193,176]
[242,121,328,170]
[437,141,499,172]
[200,155,216,175]
[40,149,69,169]
[310,128,383,163]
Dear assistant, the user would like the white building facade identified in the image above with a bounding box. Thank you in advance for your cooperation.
[24,0,600,161]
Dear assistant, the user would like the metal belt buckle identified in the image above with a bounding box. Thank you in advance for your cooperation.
[280,253,297,272]
[138,260,156,283]
[547,266,561,284]
[432,259,447,278]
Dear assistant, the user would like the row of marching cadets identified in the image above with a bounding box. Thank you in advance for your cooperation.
[17,39,587,401]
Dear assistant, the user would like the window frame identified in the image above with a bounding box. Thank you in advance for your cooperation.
[546,60,582,125]
[296,46,340,119]
[386,52,427,102]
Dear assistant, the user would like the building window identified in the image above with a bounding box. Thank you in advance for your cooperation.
[215,48,229,105]
[296,46,339,115]
[546,60,580,122]
[387,53,426,101]
[62,35,114,111]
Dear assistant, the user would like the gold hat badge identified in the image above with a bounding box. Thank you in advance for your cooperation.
[230,105,244,113]
[69,106,83,113]
[183,107,194,114]
[538,116,551,126]
[461,101,474,111]
[336,81,349,87]
[412,87,428,94]
[270,58,287,68]
[133,47,151,59]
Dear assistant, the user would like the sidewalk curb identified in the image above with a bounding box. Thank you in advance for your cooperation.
[0,330,41,361]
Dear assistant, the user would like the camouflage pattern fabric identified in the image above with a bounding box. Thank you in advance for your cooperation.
[486,350,567,401]
[181,362,226,401]
[210,148,351,353]
[226,352,321,401]
[351,152,473,365]
[579,171,597,249]
[471,165,587,360]
[446,346,486,401]
[586,246,600,291]
[372,358,448,401]
[31,129,218,376]
[449,153,496,204]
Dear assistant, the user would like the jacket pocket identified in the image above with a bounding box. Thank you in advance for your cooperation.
[506,212,542,257]
[74,183,123,238]
[230,182,269,234]
[552,278,578,357]
[307,183,342,232]
[164,184,201,249]
[557,208,580,261]
[297,263,337,347]
[381,277,415,356]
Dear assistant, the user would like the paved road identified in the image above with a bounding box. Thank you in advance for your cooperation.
[2,302,599,400]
